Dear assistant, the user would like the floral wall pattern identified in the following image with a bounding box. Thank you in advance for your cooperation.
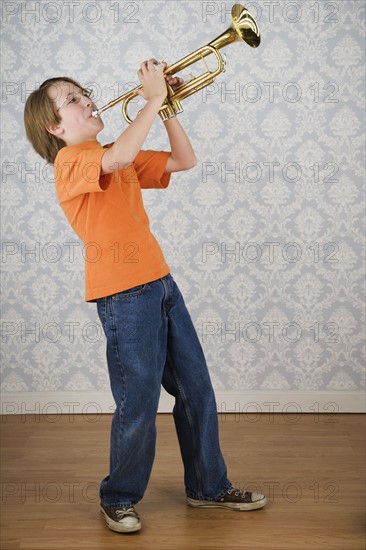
[1,1,365,402]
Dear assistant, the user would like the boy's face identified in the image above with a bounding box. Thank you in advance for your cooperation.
[47,81,104,146]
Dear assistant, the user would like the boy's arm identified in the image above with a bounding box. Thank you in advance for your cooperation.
[162,116,197,173]
[101,62,197,175]
[101,60,167,175]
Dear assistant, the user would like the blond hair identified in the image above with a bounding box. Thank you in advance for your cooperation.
[24,77,91,164]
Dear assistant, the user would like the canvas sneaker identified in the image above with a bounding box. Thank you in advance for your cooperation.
[100,502,141,533]
[187,486,267,511]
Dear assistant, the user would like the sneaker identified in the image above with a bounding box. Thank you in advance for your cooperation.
[100,502,141,533]
[187,486,267,511]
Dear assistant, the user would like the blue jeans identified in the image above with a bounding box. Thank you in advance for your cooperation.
[96,273,231,508]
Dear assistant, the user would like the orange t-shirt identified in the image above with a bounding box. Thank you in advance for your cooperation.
[54,141,172,302]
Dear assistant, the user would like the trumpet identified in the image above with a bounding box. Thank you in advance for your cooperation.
[91,3,260,122]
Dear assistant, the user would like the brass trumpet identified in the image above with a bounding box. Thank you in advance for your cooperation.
[91,3,260,122]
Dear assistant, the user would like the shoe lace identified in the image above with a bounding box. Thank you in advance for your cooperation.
[227,487,247,498]
[115,507,136,519]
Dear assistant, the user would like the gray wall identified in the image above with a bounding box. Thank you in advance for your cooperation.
[1,1,365,403]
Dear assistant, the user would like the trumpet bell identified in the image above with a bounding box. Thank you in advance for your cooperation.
[210,3,261,51]
[232,3,261,47]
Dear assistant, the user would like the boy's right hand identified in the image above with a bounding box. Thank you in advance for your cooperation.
[136,58,167,102]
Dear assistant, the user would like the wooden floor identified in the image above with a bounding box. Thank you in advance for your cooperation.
[1,413,365,550]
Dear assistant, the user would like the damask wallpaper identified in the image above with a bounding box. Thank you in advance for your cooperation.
[1,1,365,411]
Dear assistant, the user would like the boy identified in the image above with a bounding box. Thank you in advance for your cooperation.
[24,59,266,534]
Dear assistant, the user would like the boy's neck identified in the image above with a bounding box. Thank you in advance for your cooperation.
[65,137,99,147]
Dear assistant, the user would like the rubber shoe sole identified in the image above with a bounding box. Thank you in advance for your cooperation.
[186,495,267,511]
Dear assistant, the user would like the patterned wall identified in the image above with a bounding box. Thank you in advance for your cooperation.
[1,1,365,398]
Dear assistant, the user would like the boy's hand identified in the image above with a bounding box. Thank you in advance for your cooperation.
[165,75,184,90]
[136,58,167,101]
[136,59,184,101]
[162,62,184,91]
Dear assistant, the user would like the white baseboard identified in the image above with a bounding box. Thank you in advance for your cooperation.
[0,390,365,414]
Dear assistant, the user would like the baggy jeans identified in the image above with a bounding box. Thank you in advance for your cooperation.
[96,273,231,508]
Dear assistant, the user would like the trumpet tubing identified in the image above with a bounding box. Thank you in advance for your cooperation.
[91,3,260,122]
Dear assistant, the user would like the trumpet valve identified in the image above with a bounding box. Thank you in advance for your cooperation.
[159,98,184,121]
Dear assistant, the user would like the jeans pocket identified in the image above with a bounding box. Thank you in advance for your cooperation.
[111,283,149,301]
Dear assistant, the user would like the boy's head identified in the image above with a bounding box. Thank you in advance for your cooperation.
[24,77,104,164]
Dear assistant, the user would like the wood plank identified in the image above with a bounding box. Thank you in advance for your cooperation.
[1,413,365,549]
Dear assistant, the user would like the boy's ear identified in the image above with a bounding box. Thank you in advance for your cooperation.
[46,124,64,137]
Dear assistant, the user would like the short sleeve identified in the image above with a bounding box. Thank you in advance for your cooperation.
[133,150,172,189]
[54,144,112,200]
